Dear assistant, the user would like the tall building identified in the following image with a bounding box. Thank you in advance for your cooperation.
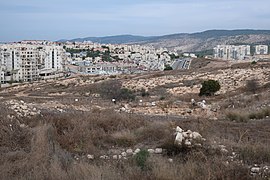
[46,46,65,71]
[213,45,250,60]
[255,45,268,55]
[0,43,66,83]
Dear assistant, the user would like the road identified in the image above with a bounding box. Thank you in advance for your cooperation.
[172,58,192,70]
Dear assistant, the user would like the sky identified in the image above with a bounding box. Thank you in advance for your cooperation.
[1,0,270,42]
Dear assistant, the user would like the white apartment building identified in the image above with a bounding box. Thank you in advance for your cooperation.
[0,43,66,83]
[0,66,4,84]
[255,45,268,55]
[43,45,65,71]
[0,44,27,82]
[213,45,250,60]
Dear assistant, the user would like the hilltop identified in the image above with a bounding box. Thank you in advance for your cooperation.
[60,29,270,52]
[1,59,270,179]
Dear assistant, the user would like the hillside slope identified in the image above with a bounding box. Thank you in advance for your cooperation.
[60,29,270,52]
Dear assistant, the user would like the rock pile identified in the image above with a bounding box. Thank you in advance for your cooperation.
[250,164,270,178]
[89,147,165,161]
[174,126,205,147]
[6,100,41,118]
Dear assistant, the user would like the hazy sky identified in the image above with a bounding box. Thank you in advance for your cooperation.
[1,0,270,42]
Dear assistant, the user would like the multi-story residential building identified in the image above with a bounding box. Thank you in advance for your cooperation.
[0,64,4,84]
[0,43,66,83]
[255,45,268,55]
[43,45,65,71]
[213,45,250,60]
[0,44,26,82]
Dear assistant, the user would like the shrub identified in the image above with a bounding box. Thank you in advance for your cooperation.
[160,96,165,100]
[251,61,257,65]
[109,75,117,79]
[140,88,149,97]
[248,107,270,119]
[238,143,270,164]
[164,65,173,71]
[97,80,135,101]
[246,79,259,94]
[199,80,220,96]
[226,111,248,122]
[111,131,136,147]
[118,88,135,101]
[134,149,150,170]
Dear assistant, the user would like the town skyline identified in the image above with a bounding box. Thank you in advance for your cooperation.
[1,0,270,42]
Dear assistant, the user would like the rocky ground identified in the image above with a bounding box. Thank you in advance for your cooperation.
[1,59,270,179]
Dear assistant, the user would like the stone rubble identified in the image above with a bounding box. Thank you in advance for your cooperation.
[6,99,41,118]
[174,126,205,147]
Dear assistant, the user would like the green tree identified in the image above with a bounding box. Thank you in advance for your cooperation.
[199,80,221,96]
[164,65,173,71]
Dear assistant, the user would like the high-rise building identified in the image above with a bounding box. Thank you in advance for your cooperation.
[0,43,66,83]
[213,45,250,60]
[255,45,268,55]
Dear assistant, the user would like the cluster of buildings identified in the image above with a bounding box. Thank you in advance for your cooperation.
[78,62,138,75]
[65,41,179,73]
[0,41,67,84]
[213,45,269,60]
[0,40,194,84]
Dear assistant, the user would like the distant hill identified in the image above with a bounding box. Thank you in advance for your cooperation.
[60,29,270,52]
[59,35,154,44]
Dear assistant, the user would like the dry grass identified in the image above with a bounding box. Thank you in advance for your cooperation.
[2,104,259,179]
[237,143,270,164]
[1,63,270,179]
[226,107,270,122]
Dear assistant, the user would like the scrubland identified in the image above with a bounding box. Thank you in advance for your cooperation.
[1,60,270,179]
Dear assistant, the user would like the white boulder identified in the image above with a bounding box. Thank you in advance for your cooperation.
[87,154,94,160]
[155,148,163,154]
[126,149,133,155]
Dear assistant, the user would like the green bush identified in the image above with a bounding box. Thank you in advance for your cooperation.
[164,65,173,71]
[140,88,149,97]
[251,61,257,65]
[199,80,221,96]
[119,88,135,101]
[134,149,150,170]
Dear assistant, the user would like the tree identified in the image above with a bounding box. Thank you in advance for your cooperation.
[164,65,173,71]
[199,80,220,96]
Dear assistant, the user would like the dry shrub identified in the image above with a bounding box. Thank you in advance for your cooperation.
[246,79,260,94]
[0,124,72,180]
[111,130,136,147]
[95,80,135,101]
[248,107,270,120]
[157,100,174,111]
[135,121,172,145]
[39,109,147,153]
[0,110,31,152]
[226,110,249,122]
[148,155,250,180]
[237,143,270,164]
[226,108,270,122]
